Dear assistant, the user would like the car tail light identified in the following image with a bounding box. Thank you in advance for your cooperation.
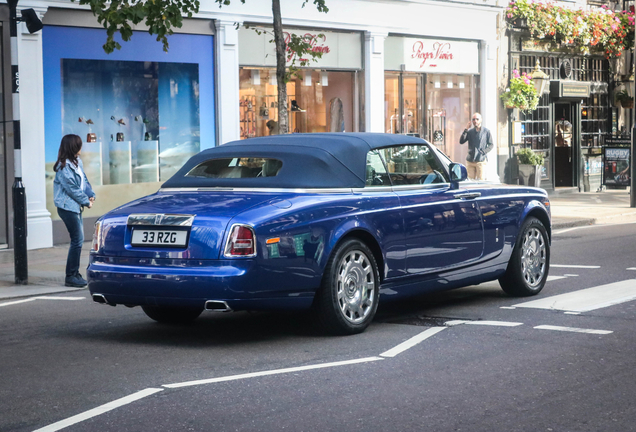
[91,220,102,253]
[224,224,256,257]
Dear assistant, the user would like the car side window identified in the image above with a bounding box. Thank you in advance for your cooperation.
[378,145,449,185]
[365,150,391,187]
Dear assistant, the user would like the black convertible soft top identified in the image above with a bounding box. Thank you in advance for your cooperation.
[162,133,427,189]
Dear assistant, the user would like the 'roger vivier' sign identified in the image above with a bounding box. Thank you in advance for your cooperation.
[385,37,479,74]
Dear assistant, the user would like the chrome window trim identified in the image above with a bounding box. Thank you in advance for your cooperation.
[223,223,257,258]
[160,187,354,194]
[127,214,195,226]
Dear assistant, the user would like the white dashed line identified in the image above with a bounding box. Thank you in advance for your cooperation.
[550,265,601,269]
[0,298,37,307]
[534,325,613,335]
[164,357,384,388]
[33,388,164,432]
[380,327,446,358]
[0,296,85,308]
[627,268,636,271]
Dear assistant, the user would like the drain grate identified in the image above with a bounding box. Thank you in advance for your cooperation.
[386,315,467,327]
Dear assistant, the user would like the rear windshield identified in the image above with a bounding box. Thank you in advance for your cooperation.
[185,158,283,179]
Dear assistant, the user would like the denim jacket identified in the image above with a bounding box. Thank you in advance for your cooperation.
[53,158,95,213]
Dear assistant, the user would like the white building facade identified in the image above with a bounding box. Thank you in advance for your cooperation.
[0,0,504,250]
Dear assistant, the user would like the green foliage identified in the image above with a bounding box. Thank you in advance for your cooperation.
[516,147,544,166]
[615,89,633,103]
[71,0,329,54]
[71,0,201,53]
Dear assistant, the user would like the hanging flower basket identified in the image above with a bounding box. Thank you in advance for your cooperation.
[621,98,634,109]
[501,70,539,113]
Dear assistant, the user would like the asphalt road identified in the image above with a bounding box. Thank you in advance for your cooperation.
[2,222,636,432]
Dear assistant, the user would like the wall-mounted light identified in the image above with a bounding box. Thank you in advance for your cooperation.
[531,60,549,95]
[251,69,260,86]
[321,71,329,87]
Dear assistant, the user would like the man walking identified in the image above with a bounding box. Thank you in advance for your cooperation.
[459,112,493,180]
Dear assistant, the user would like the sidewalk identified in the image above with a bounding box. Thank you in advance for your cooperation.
[2,188,636,301]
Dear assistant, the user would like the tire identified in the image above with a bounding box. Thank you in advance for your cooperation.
[499,216,550,297]
[141,305,203,324]
[313,239,380,335]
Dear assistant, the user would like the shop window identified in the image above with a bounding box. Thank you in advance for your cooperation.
[43,27,214,222]
[239,68,357,137]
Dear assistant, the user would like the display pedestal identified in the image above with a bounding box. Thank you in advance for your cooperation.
[133,140,159,183]
[109,141,132,184]
[82,141,103,186]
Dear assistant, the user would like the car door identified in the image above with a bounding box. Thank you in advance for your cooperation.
[378,144,484,275]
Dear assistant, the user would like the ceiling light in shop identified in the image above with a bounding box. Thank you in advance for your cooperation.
[434,77,440,89]
[304,71,312,86]
[458,77,465,89]
[447,77,453,89]
[269,72,276,86]
[321,71,329,87]
[251,69,260,86]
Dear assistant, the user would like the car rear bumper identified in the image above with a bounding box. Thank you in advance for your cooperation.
[87,259,315,311]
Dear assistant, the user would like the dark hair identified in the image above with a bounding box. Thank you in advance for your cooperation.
[53,134,83,172]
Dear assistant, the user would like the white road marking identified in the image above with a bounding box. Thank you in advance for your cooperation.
[534,325,613,335]
[33,388,163,432]
[627,268,636,271]
[550,265,601,269]
[547,275,566,281]
[513,279,636,312]
[380,327,446,358]
[0,296,84,308]
[500,306,516,309]
[563,274,579,277]
[35,296,85,301]
[0,298,37,307]
[164,357,384,389]
[446,320,523,327]
[564,312,581,315]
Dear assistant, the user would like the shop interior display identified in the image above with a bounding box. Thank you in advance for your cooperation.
[427,108,446,150]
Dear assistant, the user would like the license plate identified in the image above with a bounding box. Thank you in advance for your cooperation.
[131,229,188,247]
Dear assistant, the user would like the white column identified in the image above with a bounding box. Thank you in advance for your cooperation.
[215,19,242,145]
[482,40,500,182]
[18,10,52,250]
[364,31,387,133]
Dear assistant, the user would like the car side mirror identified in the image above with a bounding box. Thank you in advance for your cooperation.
[449,163,467,189]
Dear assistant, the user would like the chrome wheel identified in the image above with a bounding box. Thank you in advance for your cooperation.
[336,249,376,324]
[520,227,547,288]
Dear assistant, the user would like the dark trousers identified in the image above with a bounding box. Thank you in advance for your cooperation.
[57,207,84,278]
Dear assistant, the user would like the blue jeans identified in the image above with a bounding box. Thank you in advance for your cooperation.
[57,207,84,278]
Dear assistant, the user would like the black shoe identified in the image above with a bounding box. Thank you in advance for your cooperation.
[291,100,305,112]
[65,275,87,288]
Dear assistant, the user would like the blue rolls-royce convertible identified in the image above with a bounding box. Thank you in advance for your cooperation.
[88,133,551,335]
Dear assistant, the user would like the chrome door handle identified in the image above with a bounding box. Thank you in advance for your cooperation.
[454,192,481,200]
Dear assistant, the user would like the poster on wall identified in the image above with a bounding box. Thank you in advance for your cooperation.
[603,147,630,186]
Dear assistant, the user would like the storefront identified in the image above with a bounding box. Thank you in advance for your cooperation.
[383,36,481,167]
[238,27,363,137]
[508,33,610,192]
[41,12,216,242]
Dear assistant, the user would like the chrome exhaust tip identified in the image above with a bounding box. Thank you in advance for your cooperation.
[92,294,115,306]
[205,300,232,312]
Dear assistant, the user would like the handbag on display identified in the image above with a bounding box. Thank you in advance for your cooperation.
[433,130,444,143]
[259,102,269,118]
[86,133,97,143]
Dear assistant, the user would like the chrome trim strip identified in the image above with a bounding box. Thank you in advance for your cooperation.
[160,187,354,194]
[127,214,195,226]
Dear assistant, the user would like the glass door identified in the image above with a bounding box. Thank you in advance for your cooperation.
[384,72,423,137]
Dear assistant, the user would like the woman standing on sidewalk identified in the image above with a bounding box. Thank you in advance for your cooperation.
[53,134,96,287]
